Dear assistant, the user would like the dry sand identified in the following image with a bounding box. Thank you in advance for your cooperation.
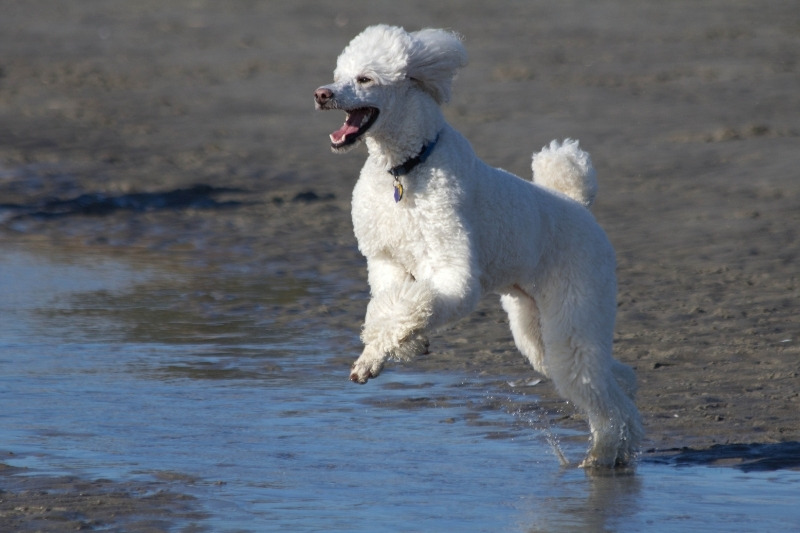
[1,1,798,529]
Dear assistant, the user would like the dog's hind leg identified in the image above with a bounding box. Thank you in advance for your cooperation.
[500,286,546,376]
[536,285,643,467]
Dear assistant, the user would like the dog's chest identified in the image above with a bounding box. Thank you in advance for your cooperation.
[352,171,459,276]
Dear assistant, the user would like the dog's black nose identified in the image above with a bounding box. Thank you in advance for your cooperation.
[314,87,333,106]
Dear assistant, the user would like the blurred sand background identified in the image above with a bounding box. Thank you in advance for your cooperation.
[0,1,798,528]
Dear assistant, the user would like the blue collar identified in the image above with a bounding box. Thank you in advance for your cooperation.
[388,134,440,177]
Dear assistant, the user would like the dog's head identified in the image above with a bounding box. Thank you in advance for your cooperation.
[314,25,467,152]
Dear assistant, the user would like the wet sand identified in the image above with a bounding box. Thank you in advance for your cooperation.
[0,461,205,532]
[1,0,799,529]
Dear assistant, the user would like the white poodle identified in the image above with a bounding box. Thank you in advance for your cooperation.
[314,25,643,467]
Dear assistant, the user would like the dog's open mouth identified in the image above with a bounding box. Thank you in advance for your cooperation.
[330,107,379,148]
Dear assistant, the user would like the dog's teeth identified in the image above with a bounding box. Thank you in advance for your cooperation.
[361,113,371,126]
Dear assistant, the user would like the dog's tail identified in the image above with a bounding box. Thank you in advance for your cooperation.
[531,139,597,208]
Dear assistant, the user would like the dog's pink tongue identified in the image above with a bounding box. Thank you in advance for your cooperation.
[330,109,368,144]
[330,122,358,144]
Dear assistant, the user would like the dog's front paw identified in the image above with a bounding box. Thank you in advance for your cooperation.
[350,359,384,384]
[349,346,385,384]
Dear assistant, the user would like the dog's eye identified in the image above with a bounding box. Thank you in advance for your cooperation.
[356,76,373,85]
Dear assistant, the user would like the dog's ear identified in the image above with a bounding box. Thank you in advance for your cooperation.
[407,29,468,104]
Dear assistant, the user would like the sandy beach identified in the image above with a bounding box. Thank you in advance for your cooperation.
[1,1,798,529]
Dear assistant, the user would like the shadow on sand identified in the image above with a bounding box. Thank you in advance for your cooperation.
[646,442,800,472]
[4,184,245,219]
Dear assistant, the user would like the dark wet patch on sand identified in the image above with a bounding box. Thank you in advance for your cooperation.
[0,461,207,532]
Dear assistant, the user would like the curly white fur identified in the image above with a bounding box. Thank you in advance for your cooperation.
[532,139,598,208]
[315,25,643,467]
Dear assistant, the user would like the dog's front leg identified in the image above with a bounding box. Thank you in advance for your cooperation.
[349,254,428,383]
[351,257,482,383]
[350,344,386,384]
[350,277,435,383]
[351,279,435,383]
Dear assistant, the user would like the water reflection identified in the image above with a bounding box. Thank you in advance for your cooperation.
[583,468,643,532]
[515,468,643,532]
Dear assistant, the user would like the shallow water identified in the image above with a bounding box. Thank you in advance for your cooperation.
[1,245,798,532]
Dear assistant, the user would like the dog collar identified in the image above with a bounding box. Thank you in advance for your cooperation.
[388,133,440,202]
